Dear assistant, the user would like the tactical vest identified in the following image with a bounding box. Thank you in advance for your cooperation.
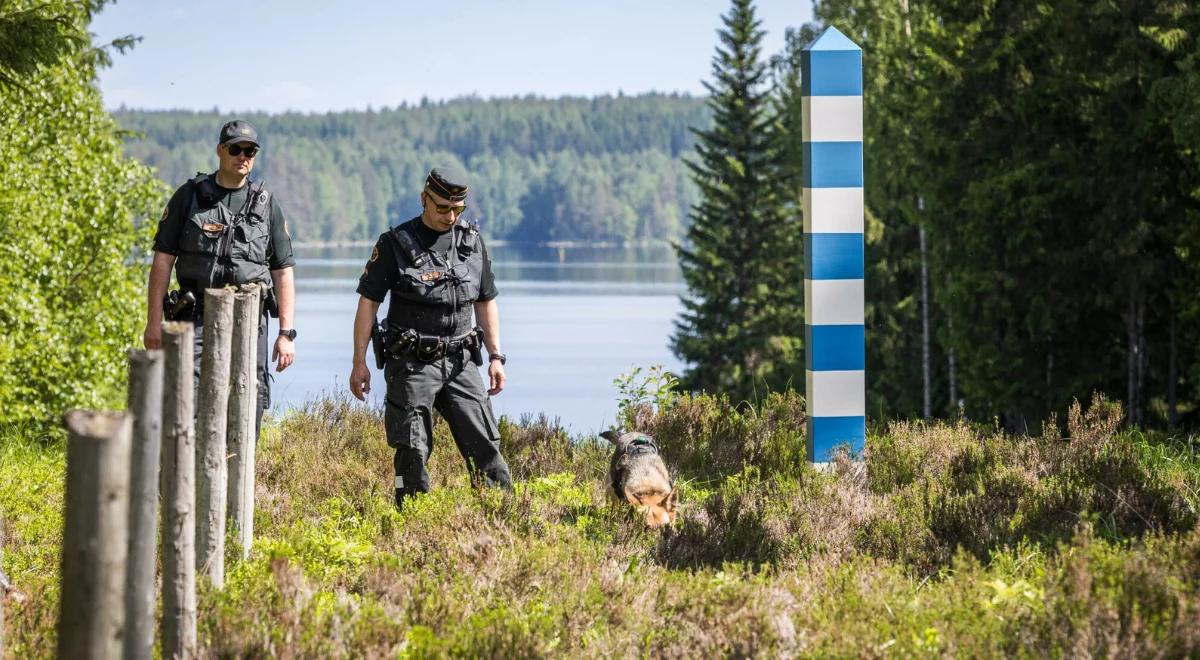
[385,218,484,337]
[175,173,273,292]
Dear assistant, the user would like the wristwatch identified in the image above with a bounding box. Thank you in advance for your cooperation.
[489,353,507,365]
[279,328,298,340]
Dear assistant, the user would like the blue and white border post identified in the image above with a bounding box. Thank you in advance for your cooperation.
[801,27,865,464]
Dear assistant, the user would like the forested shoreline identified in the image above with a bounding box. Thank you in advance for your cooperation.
[114,94,707,244]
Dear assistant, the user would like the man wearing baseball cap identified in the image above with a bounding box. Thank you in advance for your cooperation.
[143,119,297,438]
[350,166,513,508]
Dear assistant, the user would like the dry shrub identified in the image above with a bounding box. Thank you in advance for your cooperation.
[258,394,393,520]
[1035,525,1200,657]
[867,418,979,491]
[657,458,880,570]
[499,413,609,482]
[858,393,1198,571]
[647,389,807,482]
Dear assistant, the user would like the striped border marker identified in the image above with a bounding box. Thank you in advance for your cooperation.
[802,26,865,463]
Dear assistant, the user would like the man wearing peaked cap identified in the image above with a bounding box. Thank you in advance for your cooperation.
[351,166,513,508]
[144,119,297,440]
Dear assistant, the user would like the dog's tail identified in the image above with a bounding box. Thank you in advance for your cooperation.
[600,429,622,444]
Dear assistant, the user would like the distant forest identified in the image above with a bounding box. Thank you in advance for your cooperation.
[114,94,708,243]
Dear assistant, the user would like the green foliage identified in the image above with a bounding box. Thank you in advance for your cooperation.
[647,388,809,479]
[800,0,1200,428]
[0,0,164,426]
[0,1,80,90]
[5,393,1200,655]
[113,94,706,243]
[612,364,679,430]
[672,0,804,402]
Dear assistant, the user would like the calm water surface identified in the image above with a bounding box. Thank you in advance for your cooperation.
[272,244,685,434]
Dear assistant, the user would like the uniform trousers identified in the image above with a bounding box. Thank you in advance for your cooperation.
[384,348,512,507]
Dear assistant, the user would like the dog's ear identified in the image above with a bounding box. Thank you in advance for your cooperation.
[600,429,621,444]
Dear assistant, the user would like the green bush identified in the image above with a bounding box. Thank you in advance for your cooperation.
[0,1,164,426]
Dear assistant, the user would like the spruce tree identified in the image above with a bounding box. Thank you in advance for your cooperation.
[672,0,801,401]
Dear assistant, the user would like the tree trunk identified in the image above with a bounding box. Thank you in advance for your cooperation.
[227,285,261,560]
[161,322,197,659]
[1125,291,1148,428]
[947,314,958,415]
[1045,351,1054,417]
[1137,299,1147,427]
[1169,298,1177,431]
[920,223,931,418]
[58,410,132,660]
[124,350,163,660]
[195,288,235,589]
[1126,292,1137,427]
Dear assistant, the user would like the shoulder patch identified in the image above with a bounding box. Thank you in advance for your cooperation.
[369,245,379,263]
[160,204,169,223]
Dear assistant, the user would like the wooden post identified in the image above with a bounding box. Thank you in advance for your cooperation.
[226,285,261,559]
[124,349,163,660]
[58,410,132,660]
[195,288,235,588]
[161,322,197,659]
[1,515,6,655]
[0,517,23,656]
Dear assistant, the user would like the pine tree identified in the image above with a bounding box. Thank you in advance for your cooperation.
[672,0,802,402]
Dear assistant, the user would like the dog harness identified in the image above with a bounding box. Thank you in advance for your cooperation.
[611,433,666,496]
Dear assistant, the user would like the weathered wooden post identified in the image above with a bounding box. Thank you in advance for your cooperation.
[58,410,132,660]
[802,26,866,463]
[161,322,197,658]
[0,518,23,656]
[227,284,261,559]
[124,349,163,660]
[196,288,235,588]
[1,516,6,654]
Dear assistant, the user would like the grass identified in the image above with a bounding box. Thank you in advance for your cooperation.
[2,391,1200,657]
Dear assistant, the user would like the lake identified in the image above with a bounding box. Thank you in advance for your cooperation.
[273,243,686,435]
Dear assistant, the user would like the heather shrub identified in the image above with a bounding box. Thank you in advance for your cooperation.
[499,413,609,483]
[859,394,1199,570]
[5,391,1200,656]
[645,389,807,481]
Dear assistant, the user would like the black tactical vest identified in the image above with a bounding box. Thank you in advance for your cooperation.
[175,173,273,292]
[385,218,484,337]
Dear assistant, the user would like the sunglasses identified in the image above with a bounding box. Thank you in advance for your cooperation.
[428,199,467,215]
[226,143,259,158]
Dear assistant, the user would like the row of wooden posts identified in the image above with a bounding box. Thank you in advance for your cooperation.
[37,285,264,659]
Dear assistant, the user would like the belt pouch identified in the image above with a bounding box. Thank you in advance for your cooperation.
[416,335,442,362]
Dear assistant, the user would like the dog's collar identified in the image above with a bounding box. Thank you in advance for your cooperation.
[627,433,659,455]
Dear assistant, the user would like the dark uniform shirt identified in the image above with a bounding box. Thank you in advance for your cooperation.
[357,217,499,303]
[152,175,296,270]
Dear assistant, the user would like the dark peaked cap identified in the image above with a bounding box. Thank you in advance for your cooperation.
[425,167,468,202]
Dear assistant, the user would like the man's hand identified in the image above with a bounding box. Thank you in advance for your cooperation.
[143,323,162,350]
[487,360,506,396]
[350,362,371,401]
[273,336,295,372]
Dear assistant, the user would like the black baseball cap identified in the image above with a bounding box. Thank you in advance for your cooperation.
[219,120,259,146]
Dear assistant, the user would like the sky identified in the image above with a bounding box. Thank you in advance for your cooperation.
[90,0,816,114]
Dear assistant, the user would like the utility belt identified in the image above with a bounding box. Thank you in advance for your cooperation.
[163,284,278,322]
[372,322,484,367]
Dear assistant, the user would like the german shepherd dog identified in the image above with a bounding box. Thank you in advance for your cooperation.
[600,430,677,528]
